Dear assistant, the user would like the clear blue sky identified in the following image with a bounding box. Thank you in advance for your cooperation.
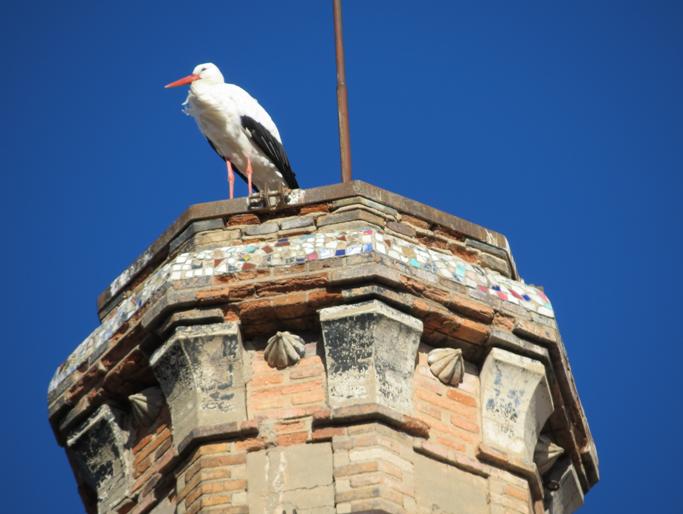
[2,1,681,512]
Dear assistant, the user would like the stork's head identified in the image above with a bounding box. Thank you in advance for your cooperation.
[164,63,224,89]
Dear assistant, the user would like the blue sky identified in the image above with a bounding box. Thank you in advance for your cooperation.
[2,1,681,512]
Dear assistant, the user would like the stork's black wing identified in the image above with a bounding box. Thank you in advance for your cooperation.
[240,116,299,189]
[205,137,254,191]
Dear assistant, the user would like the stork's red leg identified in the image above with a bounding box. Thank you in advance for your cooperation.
[246,157,253,195]
[226,160,235,199]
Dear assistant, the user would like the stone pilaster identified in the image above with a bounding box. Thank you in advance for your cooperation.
[332,423,417,514]
[150,322,246,451]
[319,300,423,414]
[480,348,554,466]
[66,404,131,513]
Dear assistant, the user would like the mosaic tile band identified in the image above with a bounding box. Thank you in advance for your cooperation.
[49,227,553,395]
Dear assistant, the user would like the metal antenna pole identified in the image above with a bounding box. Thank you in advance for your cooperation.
[333,0,352,183]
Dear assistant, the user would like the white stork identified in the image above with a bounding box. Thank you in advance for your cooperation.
[165,63,298,199]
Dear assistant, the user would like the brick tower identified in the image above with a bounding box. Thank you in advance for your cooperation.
[48,181,598,514]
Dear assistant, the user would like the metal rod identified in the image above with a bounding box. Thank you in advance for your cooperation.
[333,0,352,183]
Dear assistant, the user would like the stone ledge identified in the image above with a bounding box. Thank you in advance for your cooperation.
[96,181,513,318]
[413,439,490,478]
[313,403,430,439]
[477,443,544,501]
[50,229,551,409]
[176,420,260,457]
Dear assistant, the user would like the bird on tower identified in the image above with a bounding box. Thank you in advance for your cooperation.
[165,63,299,199]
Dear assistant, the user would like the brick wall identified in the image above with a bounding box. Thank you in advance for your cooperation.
[124,408,175,514]
[247,347,327,422]
[413,347,481,458]
[175,442,248,514]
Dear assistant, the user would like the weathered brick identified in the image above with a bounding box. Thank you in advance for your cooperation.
[132,431,156,454]
[514,319,559,344]
[402,214,431,229]
[201,468,231,481]
[199,453,247,468]
[377,460,403,480]
[154,437,172,459]
[197,493,231,507]
[190,442,231,461]
[299,203,330,215]
[479,252,512,277]
[434,436,466,452]
[133,427,172,463]
[243,221,279,236]
[493,313,516,330]
[350,473,383,488]
[234,438,266,452]
[227,213,259,226]
[134,455,151,476]
[335,486,381,503]
[208,506,249,514]
[291,389,325,405]
[490,492,529,512]
[335,461,379,476]
[386,220,417,237]
[279,216,315,230]
[248,372,284,387]
[449,241,480,263]
[289,364,322,380]
[311,426,346,441]
[450,414,480,433]
[445,388,478,408]
[276,431,309,446]
[273,418,310,434]
[317,209,386,228]
[504,483,530,502]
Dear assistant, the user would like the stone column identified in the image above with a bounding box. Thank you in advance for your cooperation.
[319,299,423,414]
[66,404,131,513]
[150,322,246,451]
[480,347,554,466]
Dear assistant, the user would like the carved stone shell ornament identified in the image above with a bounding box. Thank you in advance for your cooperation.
[128,386,164,427]
[264,331,306,369]
[428,347,465,386]
[534,434,565,474]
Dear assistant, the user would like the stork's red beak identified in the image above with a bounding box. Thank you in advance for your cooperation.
[164,73,200,88]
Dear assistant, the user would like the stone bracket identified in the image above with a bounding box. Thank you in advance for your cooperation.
[150,321,247,450]
[66,404,131,512]
[319,300,423,414]
[480,348,554,467]
[544,457,585,513]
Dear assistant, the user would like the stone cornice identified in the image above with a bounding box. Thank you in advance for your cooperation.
[96,181,515,319]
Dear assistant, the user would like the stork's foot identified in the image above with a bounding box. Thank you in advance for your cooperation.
[247,190,265,209]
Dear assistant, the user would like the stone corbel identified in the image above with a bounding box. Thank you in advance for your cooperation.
[319,299,423,414]
[544,457,584,513]
[480,348,554,467]
[66,404,131,513]
[150,322,247,452]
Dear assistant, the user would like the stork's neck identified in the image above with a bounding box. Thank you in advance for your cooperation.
[190,79,223,94]
[184,79,227,118]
